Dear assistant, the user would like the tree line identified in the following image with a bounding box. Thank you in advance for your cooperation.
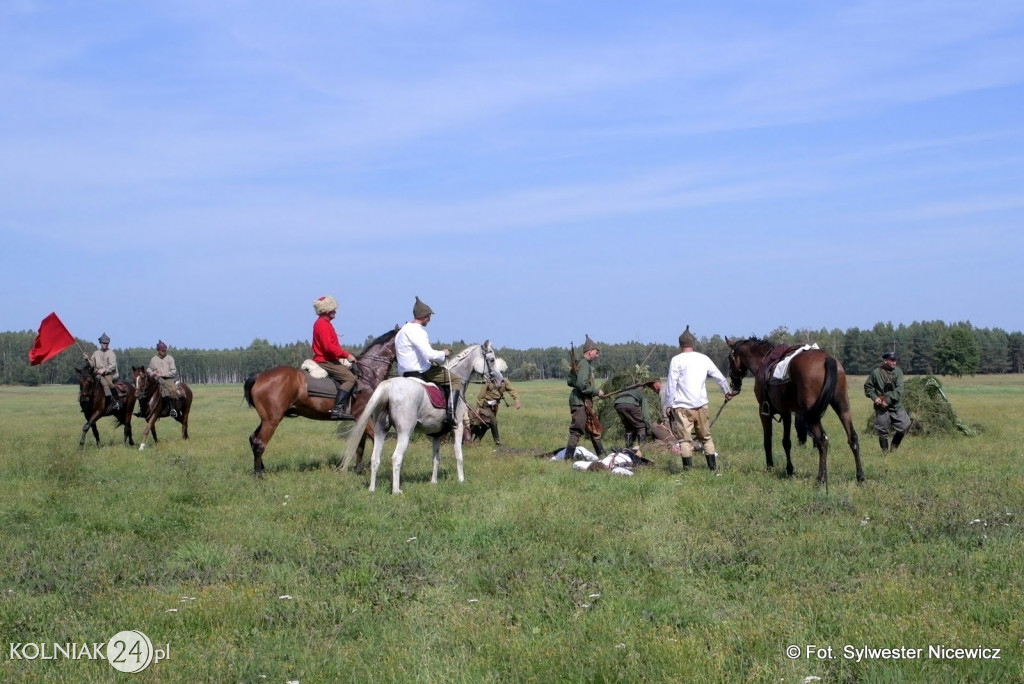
[1,321,1021,386]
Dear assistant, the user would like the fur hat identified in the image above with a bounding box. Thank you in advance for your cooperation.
[678,325,696,347]
[313,295,338,315]
[413,296,434,319]
[582,334,599,353]
[98,332,110,344]
[156,340,168,351]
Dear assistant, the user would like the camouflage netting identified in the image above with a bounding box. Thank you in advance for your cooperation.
[865,375,980,437]
[596,364,665,445]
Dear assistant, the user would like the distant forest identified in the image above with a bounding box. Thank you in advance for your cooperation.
[2,320,1022,386]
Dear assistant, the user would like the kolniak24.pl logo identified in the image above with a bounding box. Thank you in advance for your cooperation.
[9,630,169,673]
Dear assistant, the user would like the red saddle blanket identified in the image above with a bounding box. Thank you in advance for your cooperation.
[424,384,447,409]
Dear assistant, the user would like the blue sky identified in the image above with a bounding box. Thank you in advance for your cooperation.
[2,1,1023,351]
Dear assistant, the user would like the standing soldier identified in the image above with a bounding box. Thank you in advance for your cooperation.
[312,295,357,420]
[864,351,911,453]
[563,335,606,458]
[614,379,661,448]
[469,365,521,445]
[665,326,734,471]
[148,340,180,417]
[84,332,120,412]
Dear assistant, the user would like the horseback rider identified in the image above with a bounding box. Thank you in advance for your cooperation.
[312,295,357,420]
[148,340,181,418]
[83,332,121,412]
[395,296,460,431]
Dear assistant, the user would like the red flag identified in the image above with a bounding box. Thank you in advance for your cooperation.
[29,313,76,366]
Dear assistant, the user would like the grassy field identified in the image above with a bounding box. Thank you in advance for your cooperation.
[1,376,1023,683]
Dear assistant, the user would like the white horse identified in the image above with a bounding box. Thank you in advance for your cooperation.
[340,341,504,493]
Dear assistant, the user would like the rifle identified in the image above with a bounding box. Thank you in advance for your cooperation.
[569,341,604,438]
[598,379,660,400]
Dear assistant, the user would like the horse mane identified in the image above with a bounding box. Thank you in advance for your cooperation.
[363,327,399,350]
[445,344,480,367]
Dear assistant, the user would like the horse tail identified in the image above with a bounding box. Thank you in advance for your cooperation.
[243,374,257,408]
[340,380,391,472]
[806,356,838,423]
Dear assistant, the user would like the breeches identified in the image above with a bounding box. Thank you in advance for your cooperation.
[873,406,911,436]
[615,404,646,434]
[669,406,716,458]
[413,365,463,392]
[158,378,179,398]
[318,361,356,391]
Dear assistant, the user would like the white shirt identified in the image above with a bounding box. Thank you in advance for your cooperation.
[396,321,446,374]
[665,351,731,409]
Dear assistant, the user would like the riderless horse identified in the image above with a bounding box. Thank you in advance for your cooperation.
[340,341,503,493]
[726,337,864,484]
[243,327,399,475]
[76,365,136,448]
[132,366,193,450]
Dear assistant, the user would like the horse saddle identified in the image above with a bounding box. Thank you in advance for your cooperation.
[303,372,340,399]
[404,377,448,409]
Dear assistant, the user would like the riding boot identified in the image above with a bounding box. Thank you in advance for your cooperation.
[163,396,178,418]
[441,390,461,432]
[107,393,120,412]
[681,456,694,470]
[592,437,607,457]
[891,431,905,450]
[625,433,635,449]
[491,423,501,446]
[329,388,354,420]
[879,436,889,453]
[705,453,718,472]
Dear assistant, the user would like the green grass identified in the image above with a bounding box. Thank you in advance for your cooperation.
[1,378,1023,682]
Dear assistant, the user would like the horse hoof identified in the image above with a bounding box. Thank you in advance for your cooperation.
[139,444,147,451]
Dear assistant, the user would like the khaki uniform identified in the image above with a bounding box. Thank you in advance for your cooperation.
[88,348,118,395]
[148,354,179,398]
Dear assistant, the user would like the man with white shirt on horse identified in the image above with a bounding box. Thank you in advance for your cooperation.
[395,296,461,432]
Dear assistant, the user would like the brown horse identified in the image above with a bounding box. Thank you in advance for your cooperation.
[77,366,136,447]
[725,337,864,484]
[243,326,399,475]
[132,366,193,450]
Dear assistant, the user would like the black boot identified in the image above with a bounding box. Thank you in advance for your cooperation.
[705,453,718,472]
[441,390,461,432]
[891,431,905,450]
[682,456,693,469]
[491,423,501,446]
[592,438,607,457]
[625,433,635,449]
[330,388,354,420]
[108,395,120,412]
[879,436,889,453]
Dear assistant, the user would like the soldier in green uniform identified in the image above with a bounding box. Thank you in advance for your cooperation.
[614,379,661,448]
[468,369,521,445]
[563,335,606,458]
[864,351,911,453]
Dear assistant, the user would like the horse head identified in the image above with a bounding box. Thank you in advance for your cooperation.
[725,337,775,392]
[131,366,151,394]
[479,340,504,388]
[76,366,96,403]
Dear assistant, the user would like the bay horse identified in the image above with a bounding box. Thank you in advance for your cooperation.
[132,366,193,450]
[243,327,399,475]
[725,337,864,485]
[76,366,136,448]
[340,341,503,494]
